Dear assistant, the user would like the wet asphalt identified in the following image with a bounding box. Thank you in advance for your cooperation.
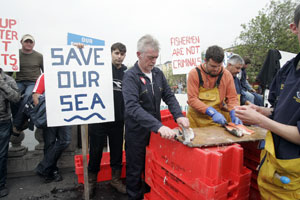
[3,170,128,200]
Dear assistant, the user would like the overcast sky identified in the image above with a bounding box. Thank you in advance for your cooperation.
[1,0,272,66]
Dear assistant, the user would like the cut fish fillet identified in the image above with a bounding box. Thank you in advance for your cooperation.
[226,122,255,136]
[224,124,243,137]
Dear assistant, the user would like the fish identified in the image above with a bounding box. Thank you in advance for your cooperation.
[229,122,255,135]
[224,122,255,137]
[224,123,244,137]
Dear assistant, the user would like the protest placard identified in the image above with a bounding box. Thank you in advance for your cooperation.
[44,45,114,127]
[0,17,19,71]
[67,33,105,46]
[170,35,201,75]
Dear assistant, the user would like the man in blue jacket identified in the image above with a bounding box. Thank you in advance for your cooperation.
[122,34,190,200]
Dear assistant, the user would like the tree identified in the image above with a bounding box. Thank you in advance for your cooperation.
[232,0,299,83]
[161,62,186,93]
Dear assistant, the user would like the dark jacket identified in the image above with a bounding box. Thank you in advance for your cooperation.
[112,64,127,122]
[0,69,21,121]
[240,68,252,91]
[122,62,183,135]
[268,52,300,159]
[233,76,242,95]
[257,49,282,89]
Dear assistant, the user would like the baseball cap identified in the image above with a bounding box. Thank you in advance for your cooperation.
[21,34,35,43]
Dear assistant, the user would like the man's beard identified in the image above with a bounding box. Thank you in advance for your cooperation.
[207,71,220,77]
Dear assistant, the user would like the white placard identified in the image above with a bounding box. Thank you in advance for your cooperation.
[160,94,188,113]
[279,50,296,68]
[170,36,201,75]
[0,17,19,71]
[44,46,114,126]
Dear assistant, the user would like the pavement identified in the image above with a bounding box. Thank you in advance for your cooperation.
[2,169,128,200]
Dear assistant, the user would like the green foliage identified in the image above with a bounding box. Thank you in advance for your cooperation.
[161,63,186,93]
[233,0,299,83]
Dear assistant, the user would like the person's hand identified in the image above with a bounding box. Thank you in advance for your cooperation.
[158,126,176,140]
[32,93,41,106]
[176,117,190,129]
[235,106,263,125]
[205,106,227,125]
[242,102,266,116]
[230,110,243,125]
[73,43,84,49]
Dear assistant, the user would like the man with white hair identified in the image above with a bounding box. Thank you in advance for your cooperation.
[122,34,189,199]
[226,54,244,104]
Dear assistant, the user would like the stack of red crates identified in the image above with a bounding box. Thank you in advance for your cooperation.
[144,110,252,200]
[74,151,126,183]
[240,141,262,200]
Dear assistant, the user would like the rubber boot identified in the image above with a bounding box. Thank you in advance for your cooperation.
[110,170,126,194]
[82,172,97,199]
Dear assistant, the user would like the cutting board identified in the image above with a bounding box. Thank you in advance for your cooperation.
[175,125,267,147]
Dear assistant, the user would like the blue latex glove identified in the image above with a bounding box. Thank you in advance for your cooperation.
[205,107,227,125]
[230,110,243,125]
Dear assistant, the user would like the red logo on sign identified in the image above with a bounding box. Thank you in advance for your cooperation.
[12,65,18,71]
[140,77,146,85]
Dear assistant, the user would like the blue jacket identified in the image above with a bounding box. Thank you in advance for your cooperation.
[268,52,300,159]
[122,62,183,134]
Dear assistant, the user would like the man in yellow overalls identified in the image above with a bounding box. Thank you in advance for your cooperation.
[187,45,242,128]
[235,5,300,199]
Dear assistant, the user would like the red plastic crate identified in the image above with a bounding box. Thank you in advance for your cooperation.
[144,188,164,200]
[161,109,186,129]
[147,132,245,185]
[244,150,260,163]
[144,110,252,200]
[249,186,261,200]
[146,147,227,200]
[146,146,251,200]
[144,192,150,200]
[241,140,262,199]
[240,141,261,156]
[74,151,126,184]
[244,157,259,172]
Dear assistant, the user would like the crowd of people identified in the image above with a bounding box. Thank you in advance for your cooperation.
[0,4,299,200]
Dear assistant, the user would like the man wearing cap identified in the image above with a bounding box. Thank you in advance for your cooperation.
[11,34,43,133]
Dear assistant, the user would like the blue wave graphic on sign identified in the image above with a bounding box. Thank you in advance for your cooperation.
[64,113,106,122]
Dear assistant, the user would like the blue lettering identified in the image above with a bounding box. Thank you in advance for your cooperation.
[58,72,71,88]
[73,71,86,88]
[60,95,72,111]
[51,48,64,65]
[91,93,105,109]
[88,71,99,87]
[66,48,82,66]
[81,37,93,44]
[94,48,104,65]
[79,48,92,65]
[75,94,88,110]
